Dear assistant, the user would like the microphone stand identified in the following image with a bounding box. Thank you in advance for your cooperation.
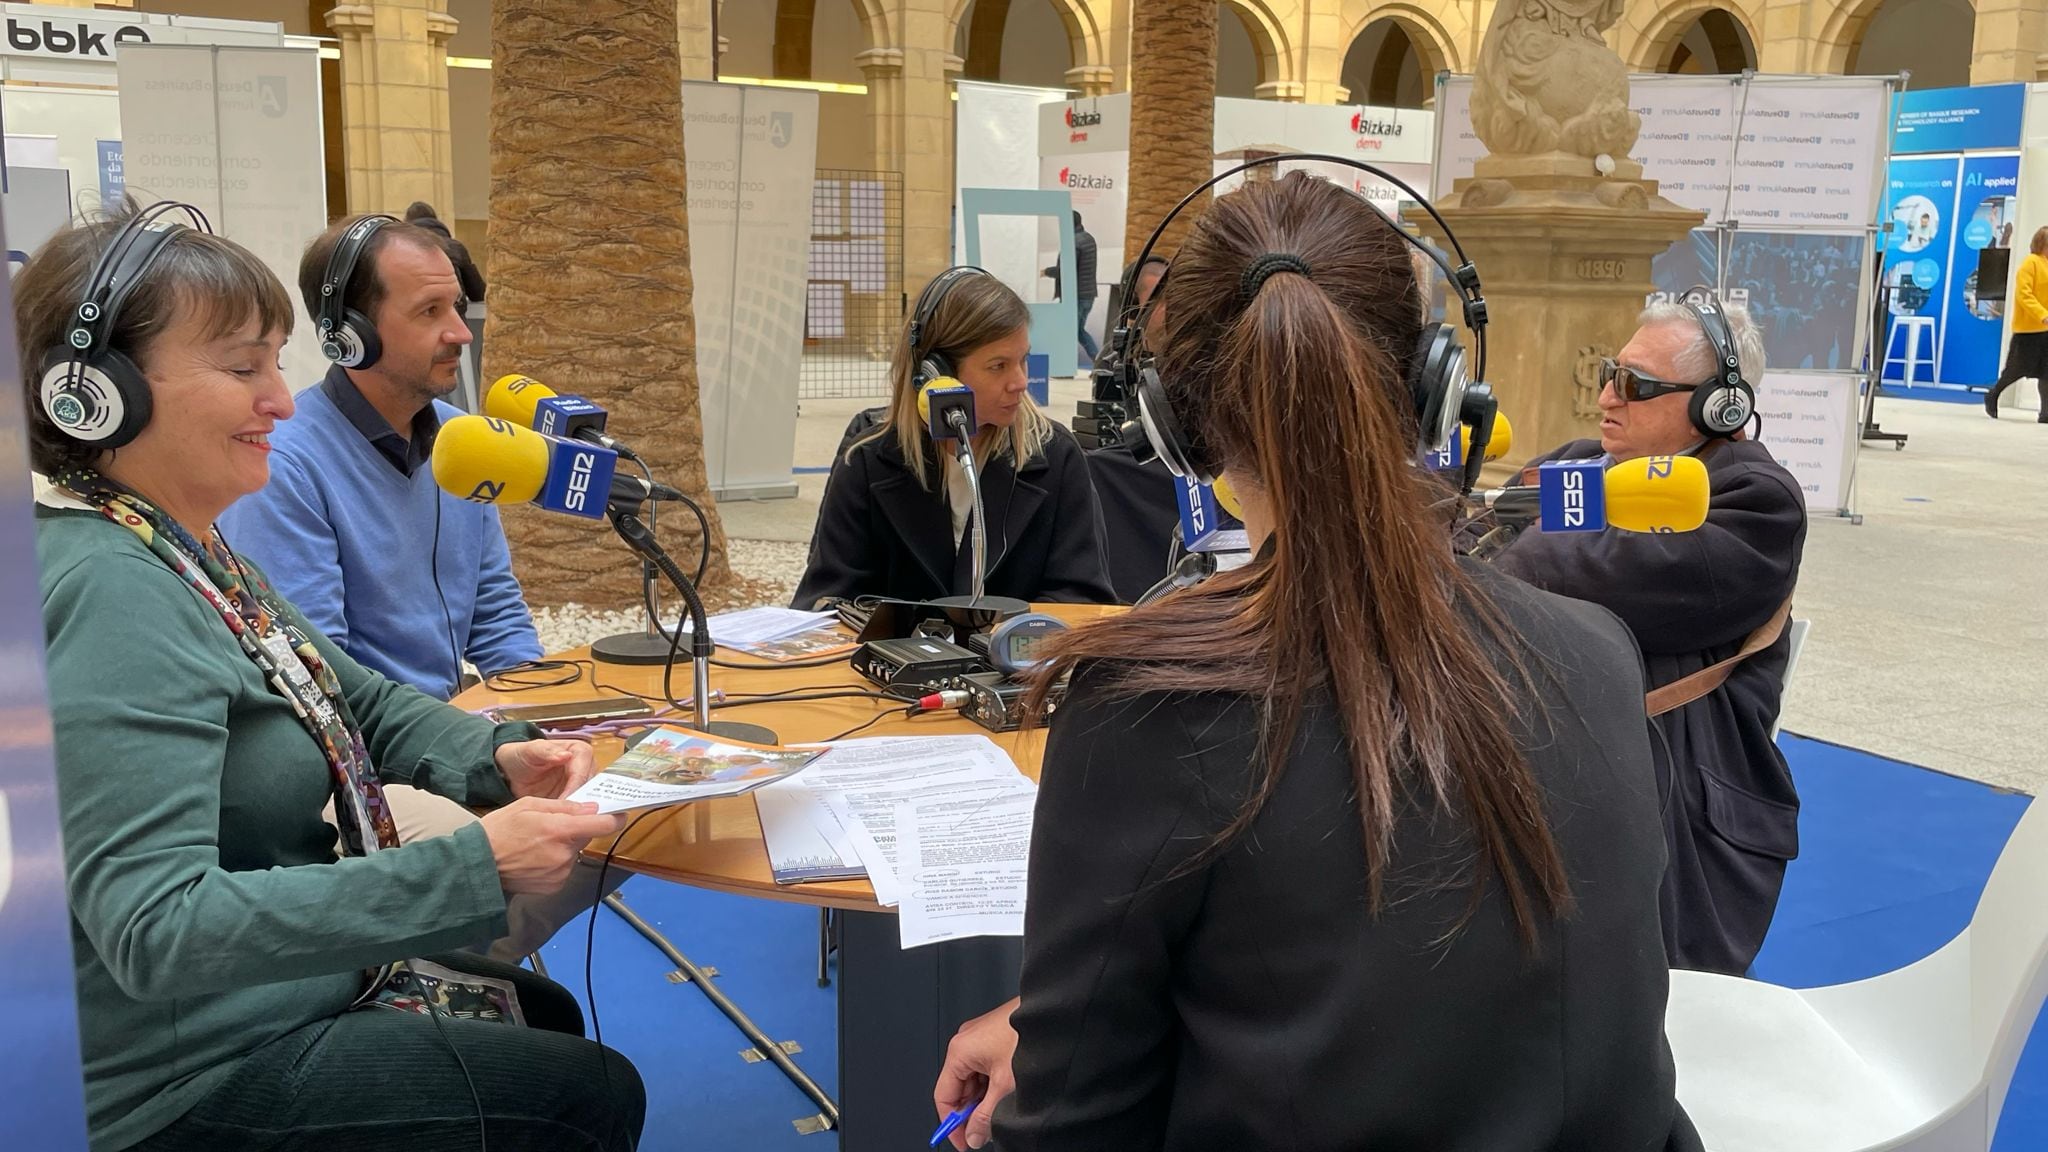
[605,499,778,745]
[932,410,1028,635]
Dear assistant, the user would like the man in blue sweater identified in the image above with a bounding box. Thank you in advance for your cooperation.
[222,216,611,960]
[220,218,540,698]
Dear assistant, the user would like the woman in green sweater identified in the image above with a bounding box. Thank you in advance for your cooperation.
[26,204,646,1150]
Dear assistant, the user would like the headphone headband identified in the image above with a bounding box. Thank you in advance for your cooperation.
[1683,290,1744,390]
[908,264,991,355]
[1680,287,1754,439]
[319,213,395,341]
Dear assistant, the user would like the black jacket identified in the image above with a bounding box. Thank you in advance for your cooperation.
[1083,445,1183,603]
[792,420,1116,609]
[1492,438,1807,974]
[996,564,1699,1152]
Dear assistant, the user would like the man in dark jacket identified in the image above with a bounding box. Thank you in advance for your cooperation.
[1490,300,1806,975]
[1044,211,1099,365]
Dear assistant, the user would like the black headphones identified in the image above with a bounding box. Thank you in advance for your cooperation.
[40,200,214,450]
[1682,291,1754,439]
[907,264,993,390]
[1110,154,1494,490]
[317,213,396,369]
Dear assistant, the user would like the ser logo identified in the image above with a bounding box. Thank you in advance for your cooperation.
[1561,469,1586,528]
[566,452,595,513]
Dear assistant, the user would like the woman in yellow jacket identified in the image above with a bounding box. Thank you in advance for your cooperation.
[1987,226,2048,420]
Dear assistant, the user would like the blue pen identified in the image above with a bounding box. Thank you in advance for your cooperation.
[930,1099,981,1148]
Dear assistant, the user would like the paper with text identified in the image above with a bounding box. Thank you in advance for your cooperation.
[894,789,1037,948]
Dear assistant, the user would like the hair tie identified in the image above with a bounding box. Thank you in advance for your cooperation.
[1239,253,1312,304]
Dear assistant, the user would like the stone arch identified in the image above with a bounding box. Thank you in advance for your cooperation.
[1814,0,1891,73]
[947,0,1105,76]
[1222,0,1299,98]
[770,0,891,78]
[1342,1,1466,78]
[1624,0,1761,72]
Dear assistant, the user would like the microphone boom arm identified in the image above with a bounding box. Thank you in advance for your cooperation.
[606,501,716,729]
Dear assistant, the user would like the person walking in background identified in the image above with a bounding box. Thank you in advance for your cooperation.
[1986,226,2048,421]
[1043,211,1099,368]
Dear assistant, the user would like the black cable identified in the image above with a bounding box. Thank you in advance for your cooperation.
[821,705,918,743]
[482,659,583,692]
[713,689,910,712]
[586,809,658,1152]
[406,966,488,1152]
[430,487,464,698]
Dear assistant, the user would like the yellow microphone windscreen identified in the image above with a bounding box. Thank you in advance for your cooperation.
[1211,476,1243,520]
[1604,454,1709,533]
[432,414,551,506]
[483,374,555,426]
[1457,412,1513,462]
[917,377,963,424]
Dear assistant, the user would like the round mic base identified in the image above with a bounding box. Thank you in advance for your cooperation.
[624,720,781,749]
[591,630,681,666]
[927,594,1031,635]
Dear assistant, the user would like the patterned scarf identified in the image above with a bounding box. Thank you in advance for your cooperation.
[53,467,401,855]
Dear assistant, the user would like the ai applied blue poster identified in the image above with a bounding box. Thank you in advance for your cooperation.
[1938,153,2021,386]
[1878,156,1961,383]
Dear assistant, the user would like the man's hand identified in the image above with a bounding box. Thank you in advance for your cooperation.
[934,996,1020,1149]
[494,738,597,800]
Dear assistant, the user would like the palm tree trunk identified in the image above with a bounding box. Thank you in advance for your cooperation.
[486,0,731,609]
[1124,0,1219,259]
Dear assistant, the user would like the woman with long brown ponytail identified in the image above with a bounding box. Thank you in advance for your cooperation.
[932,172,1697,1151]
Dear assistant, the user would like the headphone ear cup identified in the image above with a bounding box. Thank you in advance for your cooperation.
[40,347,152,449]
[1689,378,1754,439]
[1136,365,1213,484]
[1409,324,1467,453]
[328,308,382,370]
[914,353,954,390]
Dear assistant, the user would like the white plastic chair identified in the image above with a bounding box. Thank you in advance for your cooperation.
[1771,618,1811,743]
[1666,798,2048,1151]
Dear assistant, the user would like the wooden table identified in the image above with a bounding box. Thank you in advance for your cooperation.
[452,602,1122,1150]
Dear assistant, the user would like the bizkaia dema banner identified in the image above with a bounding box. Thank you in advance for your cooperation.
[1038,92,1129,156]
[1037,152,1127,297]
[1435,74,1886,230]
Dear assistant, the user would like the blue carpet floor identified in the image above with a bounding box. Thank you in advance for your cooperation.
[542,732,2042,1150]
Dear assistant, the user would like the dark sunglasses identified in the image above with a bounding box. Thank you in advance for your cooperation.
[1600,357,1700,403]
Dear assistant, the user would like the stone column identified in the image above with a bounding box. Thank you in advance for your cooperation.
[326,1,457,215]
[1299,0,1349,105]
[677,0,722,82]
[1971,0,2048,83]
[863,0,956,292]
[1754,0,1822,74]
[1065,65,1116,97]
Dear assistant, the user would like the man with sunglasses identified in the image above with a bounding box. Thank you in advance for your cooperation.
[1486,298,1808,977]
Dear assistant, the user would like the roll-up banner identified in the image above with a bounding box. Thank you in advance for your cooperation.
[116,43,328,388]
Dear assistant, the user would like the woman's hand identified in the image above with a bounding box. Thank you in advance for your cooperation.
[478,798,627,894]
[934,996,1021,1149]
[495,737,597,800]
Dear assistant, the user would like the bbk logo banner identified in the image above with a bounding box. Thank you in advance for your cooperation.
[5,16,150,58]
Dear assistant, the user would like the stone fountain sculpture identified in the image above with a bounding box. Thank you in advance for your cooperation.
[1408,0,1704,473]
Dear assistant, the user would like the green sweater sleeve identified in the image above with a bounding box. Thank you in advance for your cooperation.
[45,549,511,1000]
[253,557,533,808]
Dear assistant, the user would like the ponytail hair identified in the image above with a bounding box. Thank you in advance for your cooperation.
[1030,172,1571,944]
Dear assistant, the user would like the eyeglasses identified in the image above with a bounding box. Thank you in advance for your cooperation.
[1599,357,1700,403]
